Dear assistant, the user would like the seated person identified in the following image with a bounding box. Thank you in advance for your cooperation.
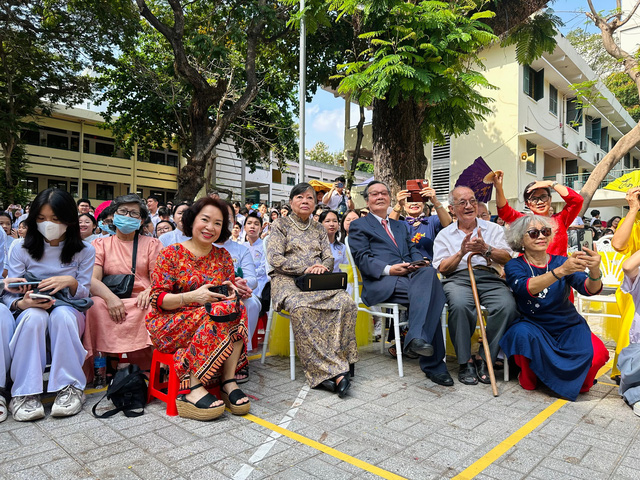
[78,213,99,244]
[96,207,116,237]
[3,188,95,421]
[266,183,357,398]
[619,245,640,416]
[159,202,191,247]
[389,182,451,261]
[348,181,450,386]
[433,186,517,386]
[83,194,163,378]
[0,231,14,422]
[146,197,250,420]
[156,220,175,239]
[499,215,609,400]
[319,210,347,272]
[243,213,270,313]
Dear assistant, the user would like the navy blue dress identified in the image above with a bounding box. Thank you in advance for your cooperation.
[499,255,599,401]
[403,215,442,261]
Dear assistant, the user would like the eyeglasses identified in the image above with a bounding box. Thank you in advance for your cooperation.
[454,199,477,208]
[527,194,550,204]
[525,227,552,239]
[116,208,141,219]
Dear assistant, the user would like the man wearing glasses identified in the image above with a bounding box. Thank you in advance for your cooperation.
[433,186,518,386]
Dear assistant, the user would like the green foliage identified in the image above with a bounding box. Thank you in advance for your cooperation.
[500,9,563,65]
[605,72,640,122]
[569,80,606,109]
[0,143,29,206]
[566,27,621,78]
[306,141,343,166]
[356,161,374,173]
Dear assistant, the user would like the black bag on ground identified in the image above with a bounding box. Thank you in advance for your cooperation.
[101,233,139,299]
[92,364,148,418]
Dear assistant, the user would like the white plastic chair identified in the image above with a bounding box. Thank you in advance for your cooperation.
[344,238,408,377]
[260,236,296,380]
[577,247,625,325]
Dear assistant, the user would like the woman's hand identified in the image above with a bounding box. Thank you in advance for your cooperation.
[304,264,329,275]
[626,187,640,211]
[136,287,152,310]
[106,295,127,323]
[188,282,236,305]
[9,228,18,239]
[234,278,253,299]
[558,252,589,275]
[19,291,55,311]
[419,186,437,201]
[492,170,504,189]
[396,190,410,208]
[581,246,602,275]
[37,275,78,295]
[3,277,32,294]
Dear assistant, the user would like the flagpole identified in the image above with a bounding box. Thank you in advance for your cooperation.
[299,0,306,182]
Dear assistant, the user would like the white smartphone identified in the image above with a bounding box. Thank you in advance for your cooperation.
[29,293,54,301]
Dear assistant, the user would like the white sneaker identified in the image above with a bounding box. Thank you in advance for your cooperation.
[9,395,45,422]
[51,385,85,417]
[633,402,640,417]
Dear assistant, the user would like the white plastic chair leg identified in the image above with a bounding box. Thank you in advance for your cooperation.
[261,309,274,364]
[289,321,295,380]
[393,305,404,377]
[504,356,509,382]
[441,307,448,348]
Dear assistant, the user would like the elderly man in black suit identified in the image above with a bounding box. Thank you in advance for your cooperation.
[348,181,451,386]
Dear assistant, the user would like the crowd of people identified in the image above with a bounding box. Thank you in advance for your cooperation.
[0,175,639,424]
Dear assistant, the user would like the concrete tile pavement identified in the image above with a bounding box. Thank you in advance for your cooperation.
[0,343,639,479]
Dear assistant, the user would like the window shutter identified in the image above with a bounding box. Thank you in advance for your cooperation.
[533,68,544,101]
[523,65,531,96]
[431,136,451,200]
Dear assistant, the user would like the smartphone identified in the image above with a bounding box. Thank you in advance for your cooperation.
[409,259,430,267]
[208,285,229,296]
[336,182,344,189]
[406,179,427,202]
[30,293,54,301]
[7,281,41,288]
[579,230,594,251]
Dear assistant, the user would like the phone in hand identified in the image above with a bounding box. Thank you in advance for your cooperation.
[579,230,594,251]
[208,285,229,297]
[7,281,41,288]
[406,179,427,202]
[30,293,54,301]
[409,259,430,267]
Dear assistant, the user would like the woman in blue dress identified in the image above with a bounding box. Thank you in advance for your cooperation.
[500,214,609,401]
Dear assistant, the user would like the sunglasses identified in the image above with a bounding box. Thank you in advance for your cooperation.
[526,227,552,239]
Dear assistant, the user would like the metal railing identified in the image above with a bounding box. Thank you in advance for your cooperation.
[543,168,636,191]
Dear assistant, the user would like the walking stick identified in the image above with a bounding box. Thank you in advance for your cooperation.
[467,252,499,397]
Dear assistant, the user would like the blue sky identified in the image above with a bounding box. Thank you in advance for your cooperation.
[302,0,600,152]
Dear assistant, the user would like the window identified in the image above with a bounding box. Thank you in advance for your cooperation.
[70,182,89,199]
[611,137,617,150]
[566,97,582,131]
[600,127,609,152]
[523,65,544,100]
[21,129,40,146]
[21,177,39,196]
[549,85,558,115]
[36,127,80,151]
[565,159,578,175]
[48,179,67,191]
[96,184,114,201]
[286,177,295,186]
[139,148,179,167]
[634,157,639,169]
[624,153,631,169]
[150,191,165,204]
[585,116,601,146]
[526,140,537,174]
[431,136,451,198]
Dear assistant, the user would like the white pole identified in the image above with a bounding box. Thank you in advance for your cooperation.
[299,0,306,182]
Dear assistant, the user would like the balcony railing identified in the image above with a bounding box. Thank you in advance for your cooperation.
[543,168,636,191]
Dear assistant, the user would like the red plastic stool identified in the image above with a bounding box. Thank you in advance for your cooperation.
[147,350,180,416]
[252,313,268,348]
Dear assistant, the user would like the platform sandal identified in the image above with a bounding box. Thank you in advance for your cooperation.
[220,379,251,416]
[175,383,225,421]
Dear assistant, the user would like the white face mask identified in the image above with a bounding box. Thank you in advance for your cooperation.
[37,221,67,241]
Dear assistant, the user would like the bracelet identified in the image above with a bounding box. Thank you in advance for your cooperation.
[588,272,603,281]
[551,269,561,281]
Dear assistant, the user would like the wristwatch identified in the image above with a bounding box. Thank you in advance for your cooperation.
[550,181,559,189]
[484,245,493,258]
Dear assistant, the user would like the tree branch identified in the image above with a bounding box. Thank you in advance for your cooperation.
[618,0,640,28]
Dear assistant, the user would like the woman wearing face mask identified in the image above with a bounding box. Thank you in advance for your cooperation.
[2,188,95,422]
[96,207,116,237]
[82,194,162,379]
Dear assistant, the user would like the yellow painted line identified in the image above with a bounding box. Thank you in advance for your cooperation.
[248,352,272,361]
[453,359,615,480]
[599,381,618,387]
[242,413,406,480]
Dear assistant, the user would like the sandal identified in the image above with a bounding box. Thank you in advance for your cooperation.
[221,379,251,416]
[475,358,491,385]
[175,383,225,421]
[235,367,249,385]
[458,362,478,385]
[0,396,7,423]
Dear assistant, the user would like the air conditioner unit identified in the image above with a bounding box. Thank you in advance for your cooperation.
[595,152,603,163]
[577,141,587,153]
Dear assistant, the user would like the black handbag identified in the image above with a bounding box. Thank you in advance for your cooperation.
[101,233,139,299]
[92,363,148,418]
[295,272,348,291]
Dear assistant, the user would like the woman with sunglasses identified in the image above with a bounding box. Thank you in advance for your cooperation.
[492,173,582,256]
[499,215,609,400]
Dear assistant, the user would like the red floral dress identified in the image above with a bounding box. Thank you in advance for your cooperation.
[146,244,248,387]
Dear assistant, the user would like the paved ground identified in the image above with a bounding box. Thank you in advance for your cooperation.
[0,338,638,480]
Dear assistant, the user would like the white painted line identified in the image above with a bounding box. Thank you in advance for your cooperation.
[233,385,310,480]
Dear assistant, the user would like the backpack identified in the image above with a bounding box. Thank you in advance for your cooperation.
[92,364,148,418]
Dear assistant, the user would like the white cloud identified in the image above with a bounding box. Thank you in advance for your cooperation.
[311,109,343,134]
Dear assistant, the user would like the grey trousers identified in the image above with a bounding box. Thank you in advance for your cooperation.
[618,342,640,406]
[442,269,518,364]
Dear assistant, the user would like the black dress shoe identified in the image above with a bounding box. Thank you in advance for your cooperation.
[319,379,337,392]
[458,362,478,385]
[426,371,454,387]
[336,373,351,398]
[405,339,434,357]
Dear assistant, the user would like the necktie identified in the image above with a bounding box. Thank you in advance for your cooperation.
[381,219,398,247]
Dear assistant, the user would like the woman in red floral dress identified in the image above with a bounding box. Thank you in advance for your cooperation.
[146,197,250,420]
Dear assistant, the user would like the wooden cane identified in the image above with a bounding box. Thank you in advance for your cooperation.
[467,252,499,397]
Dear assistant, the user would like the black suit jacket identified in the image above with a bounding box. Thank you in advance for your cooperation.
[348,214,423,306]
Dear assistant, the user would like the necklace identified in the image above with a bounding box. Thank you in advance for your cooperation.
[289,215,312,231]
[524,254,549,299]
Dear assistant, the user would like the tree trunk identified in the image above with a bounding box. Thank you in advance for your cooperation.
[346,104,365,190]
[372,97,427,197]
[579,121,640,214]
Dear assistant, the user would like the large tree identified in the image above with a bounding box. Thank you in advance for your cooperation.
[578,0,640,214]
[0,0,137,205]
